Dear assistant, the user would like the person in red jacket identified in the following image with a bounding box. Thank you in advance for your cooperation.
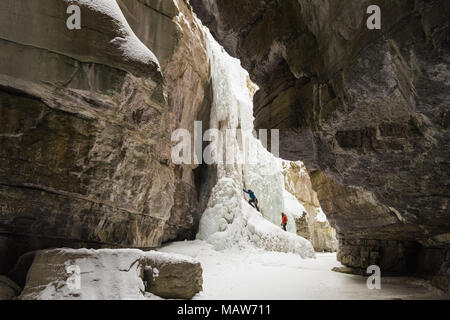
[281,212,288,231]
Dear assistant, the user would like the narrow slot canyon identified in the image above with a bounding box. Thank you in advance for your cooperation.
[0,0,449,302]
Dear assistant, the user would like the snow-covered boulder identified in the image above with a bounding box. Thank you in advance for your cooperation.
[283,189,308,235]
[144,251,203,299]
[19,248,203,300]
[63,0,161,76]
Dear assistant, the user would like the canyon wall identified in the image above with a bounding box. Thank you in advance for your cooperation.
[191,0,450,290]
[0,0,212,274]
[118,0,215,243]
[281,160,338,252]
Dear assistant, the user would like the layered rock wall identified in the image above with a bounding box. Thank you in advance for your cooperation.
[0,0,213,274]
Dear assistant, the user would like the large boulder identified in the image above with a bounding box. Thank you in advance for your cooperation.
[144,251,203,299]
[18,248,203,300]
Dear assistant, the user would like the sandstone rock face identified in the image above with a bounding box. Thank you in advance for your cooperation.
[310,220,338,253]
[294,214,309,240]
[191,0,450,290]
[281,161,338,252]
[144,251,203,299]
[0,0,213,274]
[432,249,450,293]
[119,0,215,242]
[18,248,202,300]
[0,275,21,300]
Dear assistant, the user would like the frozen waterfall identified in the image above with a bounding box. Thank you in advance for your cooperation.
[196,28,315,258]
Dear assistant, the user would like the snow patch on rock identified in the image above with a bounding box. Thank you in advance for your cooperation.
[65,0,160,69]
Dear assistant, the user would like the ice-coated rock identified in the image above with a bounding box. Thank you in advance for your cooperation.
[0,0,214,275]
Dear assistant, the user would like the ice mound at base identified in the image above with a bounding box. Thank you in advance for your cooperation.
[197,178,315,259]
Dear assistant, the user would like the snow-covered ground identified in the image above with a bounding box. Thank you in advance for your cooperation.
[159,240,449,300]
